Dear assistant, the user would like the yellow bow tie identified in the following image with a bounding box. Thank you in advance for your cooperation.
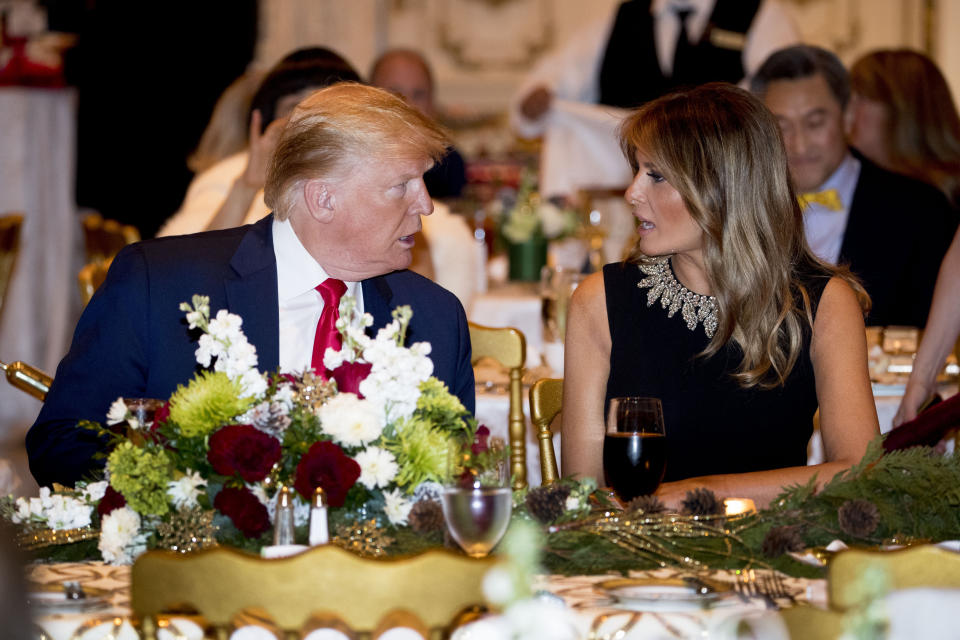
[798,189,843,211]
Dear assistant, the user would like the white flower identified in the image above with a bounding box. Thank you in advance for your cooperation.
[105,397,128,425]
[195,333,221,368]
[98,506,148,565]
[502,598,580,640]
[383,488,413,526]
[237,369,268,399]
[354,447,399,489]
[224,339,259,378]
[45,494,93,530]
[207,309,244,342]
[317,393,384,447]
[166,470,207,509]
[539,202,570,239]
[483,566,517,606]
[184,309,204,329]
[81,481,109,504]
[564,495,580,511]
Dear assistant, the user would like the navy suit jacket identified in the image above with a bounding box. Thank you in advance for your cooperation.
[27,216,475,488]
[841,154,958,327]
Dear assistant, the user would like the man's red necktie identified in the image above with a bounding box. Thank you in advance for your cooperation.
[311,278,347,376]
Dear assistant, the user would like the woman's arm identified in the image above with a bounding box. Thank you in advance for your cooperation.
[895,228,960,426]
[654,277,880,509]
[560,272,611,482]
[204,110,285,232]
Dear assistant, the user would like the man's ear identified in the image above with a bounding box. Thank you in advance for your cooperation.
[303,180,335,223]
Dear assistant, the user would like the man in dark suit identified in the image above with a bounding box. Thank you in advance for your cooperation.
[27,83,474,488]
[751,45,957,327]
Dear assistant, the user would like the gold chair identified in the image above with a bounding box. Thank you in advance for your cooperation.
[0,213,24,316]
[77,257,113,306]
[780,545,960,639]
[469,321,527,489]
[529,377,563,485]
[131,545,493,640]
[81,212,139,265]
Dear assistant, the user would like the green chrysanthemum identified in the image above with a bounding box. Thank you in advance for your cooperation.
[107,441,173,516]
[385,417,452,491]
[167,371,254,438]
[416,378,471,435]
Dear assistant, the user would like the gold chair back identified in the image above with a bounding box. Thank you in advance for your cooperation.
[78,258,113,307]
[81,212,139,264]
[469,321,527,489]
[0,213,24,316]
[828,545,960,609]
[529,377,563,485]
[131,545,493,640]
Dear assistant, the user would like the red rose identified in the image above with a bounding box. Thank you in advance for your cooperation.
[331,360,373,396]
[294,441,361,507]
[207,424,281,483]
[471,425,491,454]
[214,486,270,538]
[96,485,126,518]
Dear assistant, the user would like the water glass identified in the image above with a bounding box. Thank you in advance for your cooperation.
[442,438,512,558]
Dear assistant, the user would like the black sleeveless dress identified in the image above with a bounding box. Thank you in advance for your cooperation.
[603,260,828,482]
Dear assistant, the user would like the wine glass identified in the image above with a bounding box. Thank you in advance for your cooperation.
[603,397,667,502]
[441,438,512,558]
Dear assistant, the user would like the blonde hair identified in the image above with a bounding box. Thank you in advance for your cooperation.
[850,49,960,207]
[188,71,263,174]
[620,83,868,388]
[264,82,451,219]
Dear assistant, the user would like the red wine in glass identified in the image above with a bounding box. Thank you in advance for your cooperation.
[603,432,667,500]
[603,397,666,501]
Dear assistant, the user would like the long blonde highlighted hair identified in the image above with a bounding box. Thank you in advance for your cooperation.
[850,49,960,207]
[620,83,868,388]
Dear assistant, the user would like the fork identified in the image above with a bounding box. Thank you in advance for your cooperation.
[734,570,778,610]
[762,572,798,606]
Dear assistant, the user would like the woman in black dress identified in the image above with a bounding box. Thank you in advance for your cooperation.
[562,83,879,508]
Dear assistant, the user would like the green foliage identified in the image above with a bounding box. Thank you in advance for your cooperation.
[106,442,173,516]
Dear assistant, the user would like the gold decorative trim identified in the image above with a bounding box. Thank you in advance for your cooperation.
[17,526,100,551]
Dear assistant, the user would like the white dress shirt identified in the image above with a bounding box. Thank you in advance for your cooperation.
[509,0,800,138]
[802,153,861,265]
[273,217,362,374]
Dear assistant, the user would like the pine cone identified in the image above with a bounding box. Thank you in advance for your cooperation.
[838,499,880,538]
[526,485,572,524]
[408,500,445,534]
[761,524,806,558]
[628,494,668,515]
[680,488,725,516]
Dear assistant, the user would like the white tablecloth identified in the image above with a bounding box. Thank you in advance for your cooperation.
[0,87,81,449]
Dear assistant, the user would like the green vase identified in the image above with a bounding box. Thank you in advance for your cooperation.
[508,235,548,282]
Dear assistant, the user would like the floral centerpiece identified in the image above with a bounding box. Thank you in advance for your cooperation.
[3,295,478,563]
[486,169,579,281]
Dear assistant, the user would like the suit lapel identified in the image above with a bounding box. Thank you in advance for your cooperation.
[362,275,395,336]
[224,216,281,371]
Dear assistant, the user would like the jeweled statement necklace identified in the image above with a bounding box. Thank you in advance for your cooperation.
[637,257,718,338]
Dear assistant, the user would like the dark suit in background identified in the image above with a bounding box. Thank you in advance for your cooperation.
[27,216,475,488]
[841,155,958,327]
